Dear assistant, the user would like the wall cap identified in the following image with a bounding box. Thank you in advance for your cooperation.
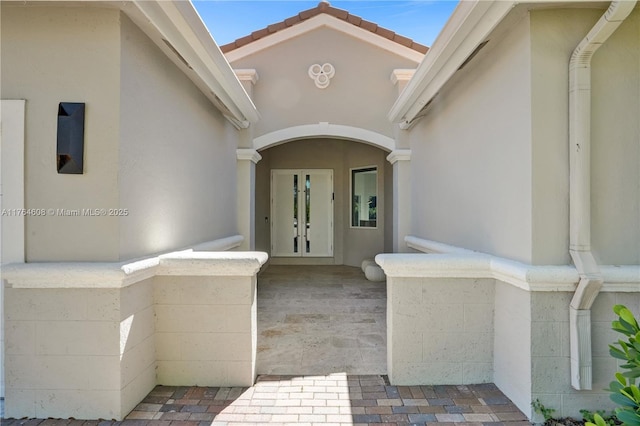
[1,235,269,289]
[375,235,640,292]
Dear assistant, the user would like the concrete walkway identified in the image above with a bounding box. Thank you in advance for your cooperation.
[257,265,386,375]
[2,374,531,425]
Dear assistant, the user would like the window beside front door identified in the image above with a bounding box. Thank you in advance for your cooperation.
[351,167,377,228]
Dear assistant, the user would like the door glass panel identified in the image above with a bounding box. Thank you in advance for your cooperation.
[293,174,298,253]
[305,174,311,253]
[351,167,377,228]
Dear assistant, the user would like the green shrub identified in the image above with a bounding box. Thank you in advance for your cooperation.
[532,399,556,423]
[581,409,618,426]
[601,305,640,426]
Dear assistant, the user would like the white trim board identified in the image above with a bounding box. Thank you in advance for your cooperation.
[254,123,395,152]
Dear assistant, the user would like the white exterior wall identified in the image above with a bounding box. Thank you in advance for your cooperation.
[118,16,239,260]
[407,14,534,263]
[1,6,122,261]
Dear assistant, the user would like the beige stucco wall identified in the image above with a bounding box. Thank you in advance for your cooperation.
[4,279,155,419]
[408,6,639,266]
[255,139,388,267]
[407,14,534,263]
[4,256,263,419]
[154,275,257,386]
[529,291,640,419]
[1,5,242,262]
[387,277,495,385]
[1,5,121,261]
[493,281,532,417]
[118,16,239,259]
[5,286,123,419]
[230,27,420,140]
[588,8,639,265]
[529,8,640,265]
[120,279,156,417]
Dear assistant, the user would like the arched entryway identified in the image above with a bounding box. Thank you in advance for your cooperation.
[254,137,393,267]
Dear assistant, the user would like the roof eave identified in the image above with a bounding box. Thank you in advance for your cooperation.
[224,14,426,64]
[387,0,517,127]
[128,0,260,128]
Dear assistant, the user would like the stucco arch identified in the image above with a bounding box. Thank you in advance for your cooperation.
[253,123,395,152]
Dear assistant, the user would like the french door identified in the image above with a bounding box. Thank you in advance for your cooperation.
[271,169,333,257]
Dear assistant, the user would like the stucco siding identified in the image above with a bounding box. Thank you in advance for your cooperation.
[230,27,419,140]
[493,281,531,417]
[530,8,640,265]
[1,5,121,261]
[387,277,495,385]
[408,15,533,263]
[531,291,640,419]
[118,15,239,259]
[590,8,640,265]
[528,10,598,266]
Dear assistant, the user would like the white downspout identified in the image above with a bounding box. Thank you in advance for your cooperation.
[568,0,637,390]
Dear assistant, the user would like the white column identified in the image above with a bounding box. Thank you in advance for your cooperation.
[234,69,260,250]
[387,150,411,253]
[237,149,261,250]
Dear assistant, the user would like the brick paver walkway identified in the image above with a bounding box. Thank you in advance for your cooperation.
[2,374,532,426]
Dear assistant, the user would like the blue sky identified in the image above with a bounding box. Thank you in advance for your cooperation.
[193,1,459,47]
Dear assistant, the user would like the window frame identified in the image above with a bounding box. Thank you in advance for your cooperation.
[349,166,378,229]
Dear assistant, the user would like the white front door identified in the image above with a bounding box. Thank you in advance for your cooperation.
[271,169,333,257]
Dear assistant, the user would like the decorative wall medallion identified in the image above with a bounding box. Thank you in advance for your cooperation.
[308,63,335,89]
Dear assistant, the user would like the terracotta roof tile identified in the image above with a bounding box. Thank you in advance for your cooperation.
[411,42,429,54]
[326,7,348,20]
[375,26,395,39]
[359,19,378,32]
[235,34,254,48]
[392,33,413,48]
[251,28,270,39]
[284,16,301,27]
[267,22,287,33]
[346,14,362,26]
[298,8,316,20]
[220,1,429,55]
